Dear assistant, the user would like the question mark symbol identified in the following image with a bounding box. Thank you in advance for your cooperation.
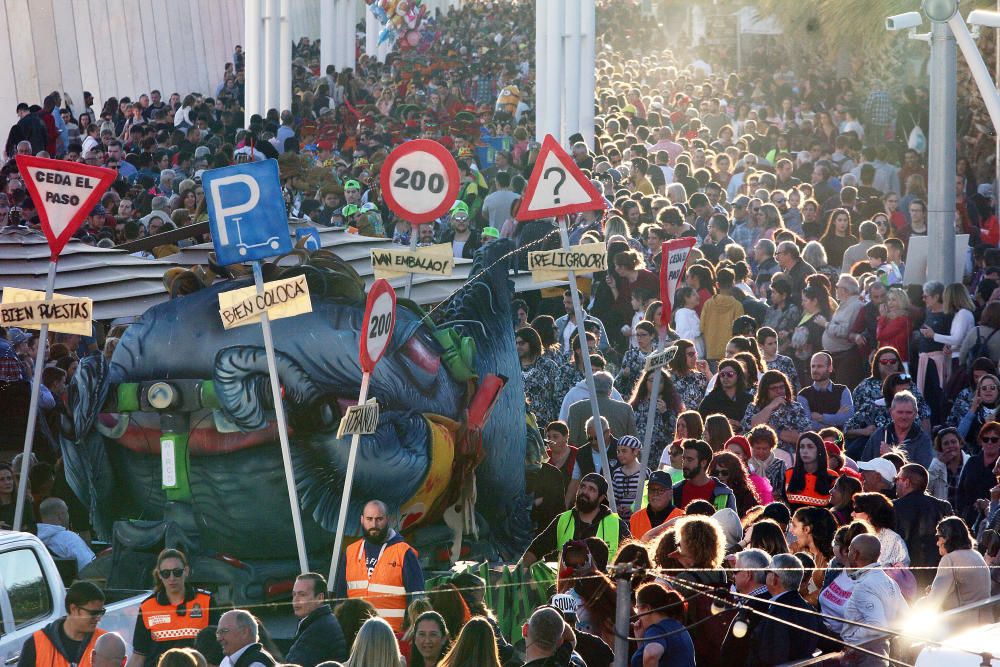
[544,167,567,204]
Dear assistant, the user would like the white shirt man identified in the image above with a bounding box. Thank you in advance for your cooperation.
[37,498,94,569]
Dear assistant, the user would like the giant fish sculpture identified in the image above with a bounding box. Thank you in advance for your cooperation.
[62,240,531,567]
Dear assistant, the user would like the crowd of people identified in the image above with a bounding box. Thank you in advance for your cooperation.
[3,0,1000,665]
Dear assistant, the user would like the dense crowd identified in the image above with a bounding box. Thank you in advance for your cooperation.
[3,0,1000,665]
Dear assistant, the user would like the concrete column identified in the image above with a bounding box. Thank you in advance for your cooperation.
[545,0,564,143]
[927,21,957,283]
[534,0,547,142]
[264,0,280,113]
[279,0,291,113]
[578,0,596,148]
[342,0,356,70]
[563,0,580,146]
[365,4,379,58]
[321,0,335,75]
[244,0,263,124]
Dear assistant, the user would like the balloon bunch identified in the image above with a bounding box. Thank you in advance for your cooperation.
[365,0,429,47]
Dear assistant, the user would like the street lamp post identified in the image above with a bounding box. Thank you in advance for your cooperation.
[926,7,958,284]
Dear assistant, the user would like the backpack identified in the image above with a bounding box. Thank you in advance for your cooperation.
[965,326,999,367]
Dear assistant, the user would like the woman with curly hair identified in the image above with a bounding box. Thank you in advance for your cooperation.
[784,432,839,510]
[708,450,762,516]
[629,366,684,468]
[743,370,811,453]
[669,516,730,664]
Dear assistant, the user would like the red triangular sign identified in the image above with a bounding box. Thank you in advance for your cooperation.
[16,155,117,260]
[516,134,605,221]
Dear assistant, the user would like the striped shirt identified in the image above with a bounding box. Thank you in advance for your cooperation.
[611,465,650,520]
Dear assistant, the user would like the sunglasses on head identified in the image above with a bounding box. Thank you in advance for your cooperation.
[159,567,185,579]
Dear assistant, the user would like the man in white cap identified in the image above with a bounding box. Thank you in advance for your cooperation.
[857,457,896,498]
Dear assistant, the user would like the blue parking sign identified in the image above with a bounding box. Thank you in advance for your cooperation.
[294,227,322,251]
[203,160,291,266]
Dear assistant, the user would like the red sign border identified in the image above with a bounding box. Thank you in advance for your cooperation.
[658,236,698,328]
[379,139,460,225]
[15,155,117,261]
[359,278,397,374]
[516,134,605,222]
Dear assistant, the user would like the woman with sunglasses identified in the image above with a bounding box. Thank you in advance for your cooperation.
[845,363,931,458]
[946,357,998,429]
[956,421,1000,524]
[956,373,1000,446]
[131,549,219,667]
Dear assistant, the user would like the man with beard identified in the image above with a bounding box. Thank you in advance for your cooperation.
[333,500,423,632]
[671,439,737,512]
[518,473,630,566]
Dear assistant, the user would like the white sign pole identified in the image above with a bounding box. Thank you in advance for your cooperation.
[13,260,57,531]
[253,260,309,574]
[634,331,666,513]
[557,216,618,509]
[404,224,419,299]
[327,370,371,589]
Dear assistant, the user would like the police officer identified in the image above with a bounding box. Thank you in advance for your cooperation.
[128,549,219,667]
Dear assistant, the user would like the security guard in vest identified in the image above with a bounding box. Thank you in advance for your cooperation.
[333,499,424,633]
[518,472,630,567]
[128,549,218,667]
[18,581,107,667]
[629,470,684,540]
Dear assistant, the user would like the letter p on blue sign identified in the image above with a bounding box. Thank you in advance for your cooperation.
[203,159,292,266]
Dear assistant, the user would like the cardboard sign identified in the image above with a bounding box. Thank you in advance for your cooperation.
[643,347,677,372]
[16,156,117,260]
[528,242,607,282]
[371,243,455,279]
[0,288,92,335]
[516,134,605,221]
[336,400,380,438]
[217,275,312,329]
[659,237,698,326]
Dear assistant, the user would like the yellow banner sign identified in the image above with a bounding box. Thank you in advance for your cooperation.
[371,243,454,279]
[0,287,93,335]
[217,275,312,329]
[528,242,607,282]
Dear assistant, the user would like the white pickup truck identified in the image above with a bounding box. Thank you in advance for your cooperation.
[0,531,149,666]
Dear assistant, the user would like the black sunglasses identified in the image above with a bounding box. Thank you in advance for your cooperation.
[159,567,185,579]
[79,607,107,617]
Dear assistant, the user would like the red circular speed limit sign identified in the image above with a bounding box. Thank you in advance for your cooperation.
[380,140,460,224]
[360,279,397,374]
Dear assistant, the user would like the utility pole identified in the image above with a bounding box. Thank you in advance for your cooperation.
[926,19,957,283]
